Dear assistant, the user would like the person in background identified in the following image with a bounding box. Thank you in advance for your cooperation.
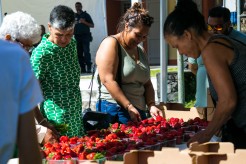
[40,24,46,37]
[74,1,94,73]
[207,6,246,44]
[95,2,163,125]
[188,56,208,108]
[0,11,59,145]
[164,0,246,148]
[31,5,85,137]
[188,6,246,108]
[0,40,42,164]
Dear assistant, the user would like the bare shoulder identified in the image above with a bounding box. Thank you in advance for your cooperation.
[96,35,119,66]
[202,38,234,64]
[98,36,117,50]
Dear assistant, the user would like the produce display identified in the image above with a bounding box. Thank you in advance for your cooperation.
[42,116,208,164]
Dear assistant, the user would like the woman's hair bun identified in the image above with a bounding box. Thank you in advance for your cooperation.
[132,2,142,11]
[175,0,198,11]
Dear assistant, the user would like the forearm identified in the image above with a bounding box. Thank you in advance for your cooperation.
[18,110,42,164]
[104,80,131,109]
[33,106,45,123]
[36,125,48,144]
[83,21,94,28]
[205,102,235,137]
[144,80,156,108]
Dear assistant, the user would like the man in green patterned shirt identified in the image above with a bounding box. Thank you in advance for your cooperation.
[30,5,85,137]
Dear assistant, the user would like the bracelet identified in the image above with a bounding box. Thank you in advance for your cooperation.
[38,118,47,125]
[125,103,132,110]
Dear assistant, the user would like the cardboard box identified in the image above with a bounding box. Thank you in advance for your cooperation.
[158,88,216,122]
[106,142,246,164]
[194,150,246,164]
[115,148,193,164]
[189,142,246,164]
[157,103,214,121]
[189,142,234,154]
[158,103,202,121]
[105,161,123,164]
[207,89,215,108]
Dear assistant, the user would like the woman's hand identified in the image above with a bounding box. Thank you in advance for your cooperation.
[42,129,59,145]
[127,105,142,122]
[149,106,163,119]
[186,129,213,148]
[40,120,60,137]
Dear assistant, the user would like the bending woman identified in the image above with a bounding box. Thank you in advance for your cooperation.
[96,2,163,124]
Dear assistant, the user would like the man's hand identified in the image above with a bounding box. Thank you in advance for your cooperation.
[79,18,86,24]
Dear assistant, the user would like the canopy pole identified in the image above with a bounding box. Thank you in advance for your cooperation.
[160,0,168,103]
[236,0,241,31]
[177,53,185,104]
[0,0,3,25]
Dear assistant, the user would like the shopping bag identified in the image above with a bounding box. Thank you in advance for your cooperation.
[82,108,111,132]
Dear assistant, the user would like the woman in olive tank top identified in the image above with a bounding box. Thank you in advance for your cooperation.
[95,2,163,124]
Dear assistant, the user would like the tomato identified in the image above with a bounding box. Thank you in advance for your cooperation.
[78,152,88,160]
[111,122,119,130]
[52,152,62,160]
[72,144,84,155]
[69,137,79,144]
[155,115,163,122]
[86,152,96,160]
[59,136,69,143]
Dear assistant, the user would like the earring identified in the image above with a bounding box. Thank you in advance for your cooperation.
[5,34,11,40]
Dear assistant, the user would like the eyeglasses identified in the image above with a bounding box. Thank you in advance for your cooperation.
[207,23,225,32]
[15,39,34,52]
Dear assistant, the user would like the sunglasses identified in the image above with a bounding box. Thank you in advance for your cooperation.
[207,23,225,31]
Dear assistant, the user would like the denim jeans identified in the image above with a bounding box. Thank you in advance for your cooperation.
[96,100,147,124]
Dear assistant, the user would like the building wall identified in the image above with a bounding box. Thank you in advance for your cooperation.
[106,0,122,35]
[1,0,107,64]
[106,0,149,53]
[1,0,223,66]
[167,0,178,65]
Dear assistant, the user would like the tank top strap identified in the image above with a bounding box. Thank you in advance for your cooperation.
[207,35,234,50]
[209,40,234,50]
